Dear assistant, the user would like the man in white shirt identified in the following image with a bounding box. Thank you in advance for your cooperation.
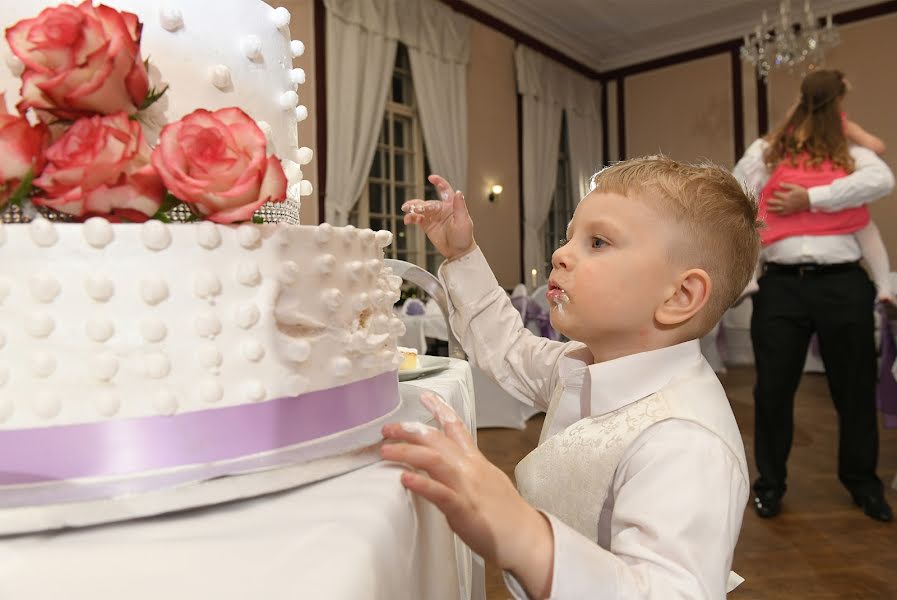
[382,158,760,599]
[733,138,895,522]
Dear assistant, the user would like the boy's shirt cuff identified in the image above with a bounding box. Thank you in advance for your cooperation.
[437,247,500,307]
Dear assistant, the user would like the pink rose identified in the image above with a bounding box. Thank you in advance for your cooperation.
[5,1,149,121]
[151,107,287,224]
[0,93,49,208]
[32,112,164,221]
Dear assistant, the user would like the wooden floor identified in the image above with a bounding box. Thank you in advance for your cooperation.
[477,365,897,600]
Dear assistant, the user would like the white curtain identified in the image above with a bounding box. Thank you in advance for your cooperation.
[324,0,470,223]
[567,85,603,202]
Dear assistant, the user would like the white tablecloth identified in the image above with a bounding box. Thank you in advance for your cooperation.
[0,361,484,600]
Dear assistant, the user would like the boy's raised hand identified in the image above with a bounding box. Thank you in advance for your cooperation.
[381,392,554,599]
[402,175,476,261]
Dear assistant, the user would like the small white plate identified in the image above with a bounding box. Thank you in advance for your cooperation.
[398,355,452,381]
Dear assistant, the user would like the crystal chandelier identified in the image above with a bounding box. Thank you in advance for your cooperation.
[740,0,840,82]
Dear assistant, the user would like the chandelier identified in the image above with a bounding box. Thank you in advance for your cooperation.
[740,0,840,81]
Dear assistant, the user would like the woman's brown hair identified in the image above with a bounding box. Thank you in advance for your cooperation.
[763,69,854,172]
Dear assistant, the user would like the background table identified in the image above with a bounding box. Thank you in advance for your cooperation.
[0,361,483,600]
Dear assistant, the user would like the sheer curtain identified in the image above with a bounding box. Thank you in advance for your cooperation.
[324,0,469,224]
[515,46,602,282]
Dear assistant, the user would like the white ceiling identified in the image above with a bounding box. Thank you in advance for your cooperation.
[461,0,884,72]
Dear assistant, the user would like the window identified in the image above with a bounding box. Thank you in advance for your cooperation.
[544,113,575,275]
[350,45,440,271]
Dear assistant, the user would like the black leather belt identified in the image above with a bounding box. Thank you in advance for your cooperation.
[764,261,860,276]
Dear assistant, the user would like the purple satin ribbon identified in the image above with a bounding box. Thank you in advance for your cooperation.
[876,308,897,429]
[0,371,399,485]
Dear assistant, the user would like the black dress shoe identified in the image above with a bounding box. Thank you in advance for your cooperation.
[852,494,894,522]
[753,490,783,518]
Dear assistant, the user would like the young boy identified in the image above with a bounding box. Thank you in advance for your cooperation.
[381,157,761,599]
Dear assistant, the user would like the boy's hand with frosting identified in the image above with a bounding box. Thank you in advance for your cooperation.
[402,174,477,261]
[382,392,554,600]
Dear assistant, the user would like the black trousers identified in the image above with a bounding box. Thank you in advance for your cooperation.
[750,263,883,498]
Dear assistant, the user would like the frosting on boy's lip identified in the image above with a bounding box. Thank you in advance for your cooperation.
[546,279,568,303]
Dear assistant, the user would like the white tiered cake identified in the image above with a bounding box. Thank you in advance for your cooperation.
[0,0,407,532]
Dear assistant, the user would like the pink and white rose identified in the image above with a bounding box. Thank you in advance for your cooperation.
[0,93,49,208]
[151,107,287,223]
[5,1,149,120]
[32,112,164,221]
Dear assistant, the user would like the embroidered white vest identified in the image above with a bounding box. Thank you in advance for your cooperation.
[516,359,748,542]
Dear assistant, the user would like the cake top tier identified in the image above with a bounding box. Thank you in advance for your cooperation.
[0,1,311,225]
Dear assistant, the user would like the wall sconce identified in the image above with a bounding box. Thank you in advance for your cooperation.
[488,184,503,202]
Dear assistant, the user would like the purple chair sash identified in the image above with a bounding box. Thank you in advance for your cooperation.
[876,308,897,429]
[511,296,558,341]
[403,299,425,316]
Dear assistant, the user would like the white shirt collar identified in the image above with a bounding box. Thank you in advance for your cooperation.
[557,339,704,419]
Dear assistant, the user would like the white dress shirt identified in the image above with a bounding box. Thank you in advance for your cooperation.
[439,249,748,599]
[732,139,895,264]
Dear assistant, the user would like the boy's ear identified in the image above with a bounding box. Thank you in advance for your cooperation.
[655,268,712,327]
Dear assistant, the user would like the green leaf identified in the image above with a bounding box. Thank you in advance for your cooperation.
[8,169,34,207]
[139,84,169,111]
[252,215,264,224]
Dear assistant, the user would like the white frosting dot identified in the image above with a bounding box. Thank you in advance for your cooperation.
[286,339,311,362]
[299,180,313,196]
[235,303,260,329]
[0,393,12,423]
[289,68,306,87]
[211,64,232,90]
[243,381,266,402]
[235,261,261,286]
[296,146,313,165]
[29,218,58,247]
[346,261,364,281]
[86,318,114,342]
[26,312,55,338]
[90,354,119,381]
[360,229,376,244]
[375,230,393,248]
[279,90,299,110]
[242,340,265,362]
[237,225,262,248]
[83,217,114,248]
[200,380,224,404]
[387,274,403,291]
[154,390,178,415]
[94,392,120,417]
[353,292,370,311]
[390,317,407,336]
[290,39,305,57]
[5,54,23,77]
[194,271,222,299]
[331,356,352,377]
[85,275,114,302]
[242,34,263,61]
[295,105,308,121]
[197,344,223,369]
[366,259,382,276]
[196,222,222,249]
[159,7,183,31]
[372,313,390,333]
[316,254,336,276]
[29,352,56,378]
[313,223,333,245]
[142,220,172,251]
[30,274,61,303]
[281,158,302,181]
[144,353,171,379]
[140,277,169,305]
[194,312,222,338]
[271,6,291,27]
[140,318,167,342]
[322,288,343,311]
[32,392,61,419]
[278,260,300,285]
[0,279,9,304]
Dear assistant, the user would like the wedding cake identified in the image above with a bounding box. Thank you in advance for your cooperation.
[0,0,406,528]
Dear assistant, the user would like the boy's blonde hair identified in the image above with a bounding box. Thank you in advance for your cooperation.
[590,155,761,335]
